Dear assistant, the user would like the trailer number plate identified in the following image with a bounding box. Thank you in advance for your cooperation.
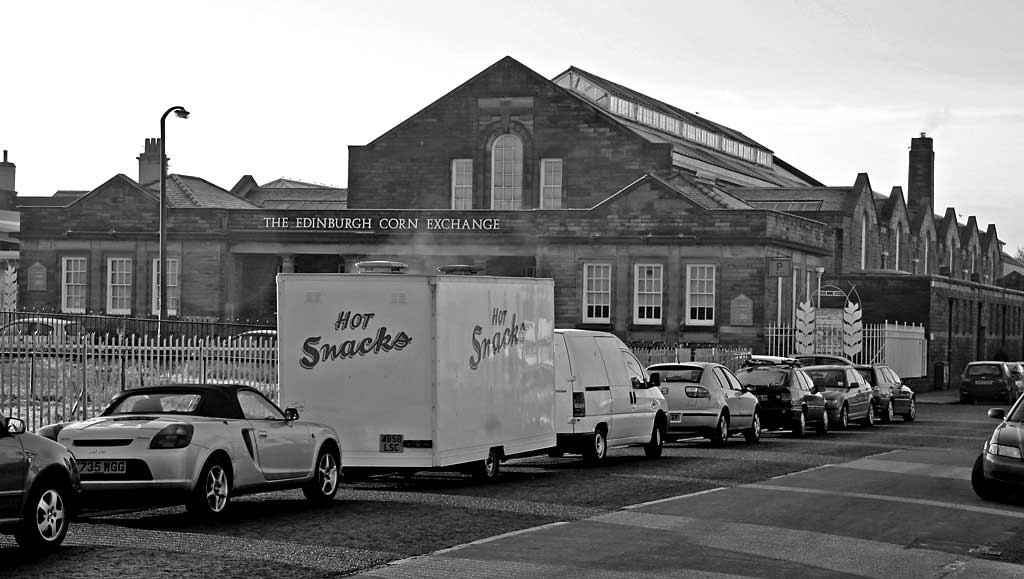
[380,434,404,453]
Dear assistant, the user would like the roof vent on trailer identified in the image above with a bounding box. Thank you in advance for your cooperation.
[436,264,479,275]
[355,260,408,274]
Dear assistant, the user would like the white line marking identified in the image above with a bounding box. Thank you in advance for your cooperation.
[769,464,832,479]
[389,521,570,564]
[746,483,1024,519]
[623,486,726,509]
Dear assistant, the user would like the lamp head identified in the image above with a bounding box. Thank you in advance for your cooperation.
[175,108,190,119]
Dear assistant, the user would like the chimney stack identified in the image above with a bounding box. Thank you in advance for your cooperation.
[137,138,163,185]
[907,133,934,210]
[0,150,16,210]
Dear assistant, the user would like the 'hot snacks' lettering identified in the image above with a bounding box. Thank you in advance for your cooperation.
[299,326,412,369]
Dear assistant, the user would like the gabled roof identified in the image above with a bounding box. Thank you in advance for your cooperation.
[228,176,347,210]
[592,172,752,212]
[937,208,960,245]
[143,174,258,209]
[260,178,338,189]
[907,196,933,235]
[982,224,1001,254]
[960,216,980,248]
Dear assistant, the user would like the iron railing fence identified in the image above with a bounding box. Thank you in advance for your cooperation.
[0,334,277,431]
[631,345,753,373]
[764,321,927,378]
[0,309,275,342]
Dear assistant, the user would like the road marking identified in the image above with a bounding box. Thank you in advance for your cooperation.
[623,486,726,509]
[833,458,973,480]
[426,521,569,556]
[745,483,1024,519]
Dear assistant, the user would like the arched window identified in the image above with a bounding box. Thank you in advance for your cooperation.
[491,134,523,209]
[894,227,901,270]
[860,215,868,269]
[923,236,929,273]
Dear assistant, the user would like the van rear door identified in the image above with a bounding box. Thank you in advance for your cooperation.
[563,334,614,435]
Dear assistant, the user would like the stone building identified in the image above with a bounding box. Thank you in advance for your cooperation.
[12,56,1024,383]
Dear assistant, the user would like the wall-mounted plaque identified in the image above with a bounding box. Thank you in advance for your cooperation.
[27,262,47,292]
[730,294,753,326]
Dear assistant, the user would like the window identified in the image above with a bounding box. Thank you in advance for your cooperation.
[540,158,562,209]
[860,215,868,269]
[491,134,522,209]
[151,258,180,316]
[107,257,132,315]
[923,236,929,273]
[634,264,663,325]
[451,159,472,209]
[583,263,611,324]
[686,264,716,325]
[237,390,285,421]
[61,257,87,313]
[894,227,901,270]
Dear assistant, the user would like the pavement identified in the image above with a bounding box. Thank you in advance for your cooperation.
[915,388,960,404]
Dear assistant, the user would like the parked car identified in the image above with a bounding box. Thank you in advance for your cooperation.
[790,354,854,367]
[646,362,760,446]
[972,399,1024,501]
[0,413,81,551]
[49,384,340,518]
[734,358,828,436]
[228,329,278,346]
[960,361,1022,405]
[853,364,901,423]
[0,317,91,348]
[802,365,875,429]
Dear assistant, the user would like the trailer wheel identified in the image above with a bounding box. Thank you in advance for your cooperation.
[471,447,501,481]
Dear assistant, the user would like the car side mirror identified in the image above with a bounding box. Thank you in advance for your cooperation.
[809,385,818,394]
[5,417,26,435]
[988,408,1006,420]
[649,373,660,387]
[284,408,299,421]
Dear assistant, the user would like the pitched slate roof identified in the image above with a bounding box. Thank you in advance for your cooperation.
[554,66,822,189]
[593,172,752,212]
[144,174,258,209]
[15,190,89,207]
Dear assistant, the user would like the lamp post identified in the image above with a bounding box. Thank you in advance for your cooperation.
[814,266,825,311]
[159,106,189,328]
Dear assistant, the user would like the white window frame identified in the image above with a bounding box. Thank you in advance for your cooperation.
[540,158,563,209]
[633,263,663,325]
[491,134,522,210]
[686,264,716,326]
[582,262,611,324]
[451,159,473,209]
[61,256,87,314]
[106,257,133,315]
[151,257,180,316]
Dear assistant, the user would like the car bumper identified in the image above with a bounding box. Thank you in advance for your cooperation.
[982,451,1024,488]
[666,412,718,435]
[73,446,199,493]
[758,406,802,429]
[962,385,1012,401]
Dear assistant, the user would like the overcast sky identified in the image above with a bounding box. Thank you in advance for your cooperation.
[3,0,1023,251]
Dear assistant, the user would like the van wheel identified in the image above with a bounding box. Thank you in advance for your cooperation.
[583,428,607,464]
[709,414,729,447]
[644,422,664,458]
[471,448,501,481]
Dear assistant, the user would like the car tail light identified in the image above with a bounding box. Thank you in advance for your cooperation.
[572,392,586,417]
[778,390,791,400]
[150,424,194,449]
[684,386,710,399]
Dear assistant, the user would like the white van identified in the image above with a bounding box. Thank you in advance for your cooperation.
[552,329,667,463]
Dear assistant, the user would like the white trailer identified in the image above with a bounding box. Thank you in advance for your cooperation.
[277,272,555,480]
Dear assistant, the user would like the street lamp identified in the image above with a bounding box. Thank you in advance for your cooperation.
[159,106,189,327]
[814,266,825,311]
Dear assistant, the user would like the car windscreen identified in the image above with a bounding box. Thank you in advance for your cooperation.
[965,364,1002,379]
[856,369,875,385]
[652,367,703,382]
[804,369,848,389]
[105,392,203,415]
[735,369,788,387]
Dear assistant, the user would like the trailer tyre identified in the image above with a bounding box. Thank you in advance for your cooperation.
[471,447,501,481]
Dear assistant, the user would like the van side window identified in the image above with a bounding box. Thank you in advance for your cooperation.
[621,350,648,388]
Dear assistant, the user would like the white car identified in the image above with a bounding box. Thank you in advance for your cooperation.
[646,362,761,446]
[50,384,340,518]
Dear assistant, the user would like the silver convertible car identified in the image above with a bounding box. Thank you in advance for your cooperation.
[47,384,341,518]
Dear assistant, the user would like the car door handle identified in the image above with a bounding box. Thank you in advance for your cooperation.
[257,431,268,438]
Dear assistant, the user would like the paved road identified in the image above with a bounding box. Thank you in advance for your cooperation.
[6,395,1024,578]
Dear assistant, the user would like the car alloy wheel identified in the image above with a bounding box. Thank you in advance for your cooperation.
[903,398,917,422]
[864,404,875,426]
[15,485,69,551]
[838,405,849,430]
[188,458,231,517]
[303,446,340,502]
[744,411,761,443]
[883,402,894,423]
[710,414,729,447]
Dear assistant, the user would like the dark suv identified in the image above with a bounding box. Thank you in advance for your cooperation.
[735,358,828,436]
[961,362,1022,405]
[0,414,81,550]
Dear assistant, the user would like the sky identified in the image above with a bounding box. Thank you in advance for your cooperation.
[3,0,1023,252]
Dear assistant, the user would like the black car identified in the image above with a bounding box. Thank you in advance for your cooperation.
[734,359,828,436]
[960,361,1022,405]
[0,414,81,550]
[972,399,1024,501]
[855,364,916,422]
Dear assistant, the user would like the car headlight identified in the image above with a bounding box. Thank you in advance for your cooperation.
[988,443,1022,459]
[150,424,194,449]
